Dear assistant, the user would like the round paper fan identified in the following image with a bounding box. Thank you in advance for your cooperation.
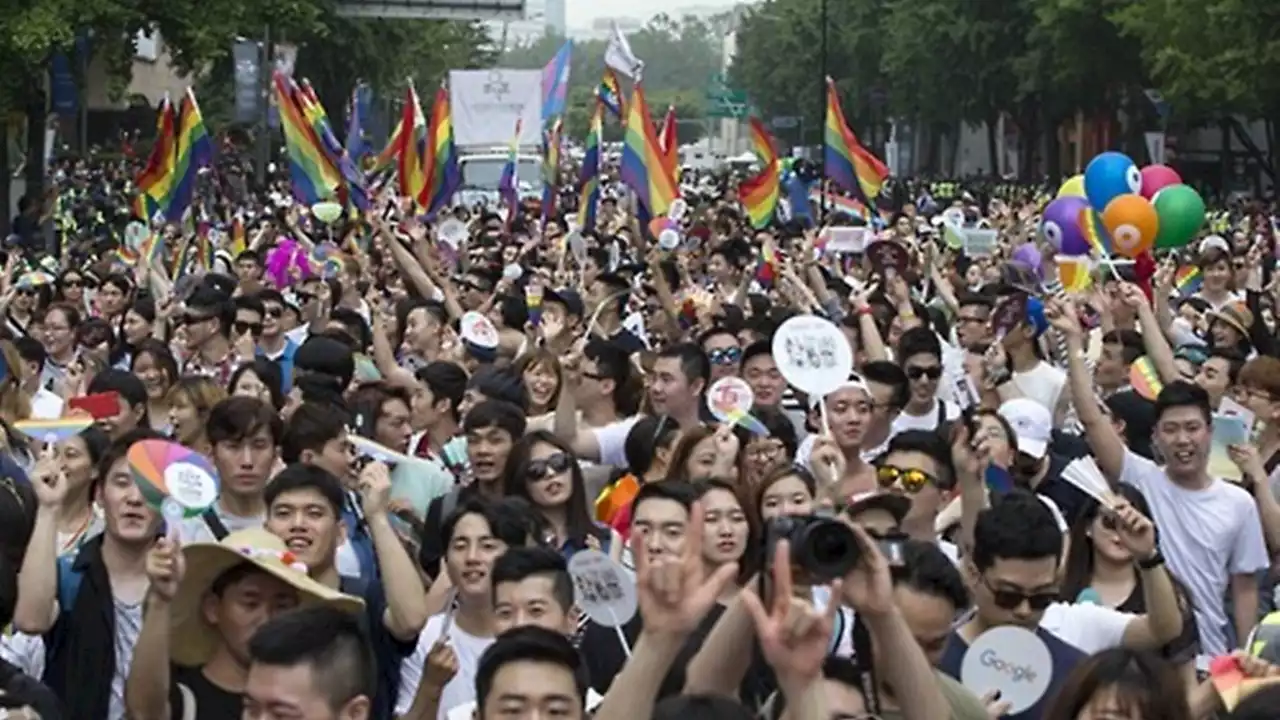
[127,439,221,517]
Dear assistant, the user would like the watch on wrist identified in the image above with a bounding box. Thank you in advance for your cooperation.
[1137,550,1165,570]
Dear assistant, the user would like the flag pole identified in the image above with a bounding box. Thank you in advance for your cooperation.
[818,0,828,224]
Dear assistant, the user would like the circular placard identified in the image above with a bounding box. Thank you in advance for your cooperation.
[959,626,1053,715]
[568,549,637,628]
[770,315,854,396]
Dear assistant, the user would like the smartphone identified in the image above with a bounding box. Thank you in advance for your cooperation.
[68,392,122,420]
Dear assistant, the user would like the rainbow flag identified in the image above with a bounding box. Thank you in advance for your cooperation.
[274,72,342,204]
[297,79,369,211]
[1129,356,1163,401]
[541,118,562,224]
[499,118,523,221]
[596,68,624,120]
[162,89,213,221]
[740,117,780,228]
[370,120,403,173]
[1175,265,1202,296]
[541,40,573,122]
[755,243,778,287]
[133,96,177,222]
[823,78,889,201]
[577,104,603,230]
[619,81,679,219]
[419,86,461,217]
[658,105,677,168]
[229,213,247,256]
[397,84,429,205]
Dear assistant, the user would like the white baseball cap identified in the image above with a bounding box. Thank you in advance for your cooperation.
[998,398,1052,460]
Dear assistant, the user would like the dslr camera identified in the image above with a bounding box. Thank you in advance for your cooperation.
[763,515,905,581]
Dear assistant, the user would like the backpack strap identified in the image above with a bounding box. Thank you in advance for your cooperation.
[1265,449,1280,477]
[201,508,230,541]
[178,682,197,720]
[56,554,82,613]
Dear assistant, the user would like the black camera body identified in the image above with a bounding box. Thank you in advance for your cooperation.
[763,514,860,581]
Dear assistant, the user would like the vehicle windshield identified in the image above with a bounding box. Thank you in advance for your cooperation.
[461,158,542,191]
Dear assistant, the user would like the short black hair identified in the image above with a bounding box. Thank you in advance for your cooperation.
[633,480,700,518]
[896,326,942,364]
[657,342,710,387]
[440,497,529,549]
[623,414,681,476]
[87,368,147,411]
[740,339,773,369]
[281,402,350,464]
[971,490,1063,572]
[468,367,530,413]
[13,336,44,371]
[1152,380,1212,426]
[475,626,588,711]
[1101,329,1144,366]
[861,360,909,411]
[248,605,374,712]
[652,695,753,720]
[294,335,355,389]
[229,358,285,410]
[491,546,574,611]
[264,463,346,518]
[94,427,166,495]
[462,399,527,439]
[881,429,955,489]
[891,538,970,611]
[415,361,468,422]
[207,396,283,446]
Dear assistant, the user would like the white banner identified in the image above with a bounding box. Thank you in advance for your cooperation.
[449,69,542,150]
[1144,131,1166,165]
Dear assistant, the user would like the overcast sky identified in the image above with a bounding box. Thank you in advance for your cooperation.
[568,0,739,26]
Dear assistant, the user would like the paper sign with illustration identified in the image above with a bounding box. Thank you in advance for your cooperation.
[128,440,221,527]
[771,315,854,397]
[960,626,1053,715]
[568,549,637,628]
[459,311,500,350]
[1208,413,1249,482]
[962,228,999,257]
[821,227,867,254]
[992,293,1029,340]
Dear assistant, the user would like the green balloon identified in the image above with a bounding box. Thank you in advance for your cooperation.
[1152,184,1206,250]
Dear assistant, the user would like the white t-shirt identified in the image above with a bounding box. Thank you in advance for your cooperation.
[1120,451,1270,655]
[30,387,64,420]
[1008,362,1066,416]
[176,506,265,545]
[591,416,643,468]
[1040,601,1134,654]
[891,399,960,435]
[396,612,494,719]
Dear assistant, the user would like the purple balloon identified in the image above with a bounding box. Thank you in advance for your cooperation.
[1040,196,1091,256]
[1011,243,1043,281]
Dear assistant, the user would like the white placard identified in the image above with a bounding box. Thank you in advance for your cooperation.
[568,549,637,628]
[962,228,999,257]
[448,69,543,149]
[163,461,219,512]
[942,207,966,227]
[771,315,854,396]
[459,311,500,350]
[960,626,1053,715]
[707,377,755,422]
[502,263,523,282]
[437,218,467,248]
[822,227,867,254]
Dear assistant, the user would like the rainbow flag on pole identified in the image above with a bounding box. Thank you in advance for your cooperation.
[541,118,562,224]
[297,80,369,210]
[658,105,677,168]
[133,96,177,222]
[396,84,429,204]
[274,72,342,204]
[577,104,603,230]
[419,86,461,217]
[740,117,780,228]
[162,88,213,221]
[596,68,624,120]
[499,118,523,222]
[619,81,679,219]
[824,77,889,201]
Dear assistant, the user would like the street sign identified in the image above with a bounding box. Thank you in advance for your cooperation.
[771,116,800,129]
[706,89,750,119]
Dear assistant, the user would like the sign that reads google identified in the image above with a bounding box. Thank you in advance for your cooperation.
[960,626,1053,714]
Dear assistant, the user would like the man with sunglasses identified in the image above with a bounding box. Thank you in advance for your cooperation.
[255,289,298,393]
[698,327,742,385]
[180,286,242,386]
[893,327,959,434]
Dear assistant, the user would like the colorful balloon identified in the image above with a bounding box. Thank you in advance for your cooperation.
[1084,152,1141,212]
[1101,194,1159,258]
[1152,184,1206,250]
[1139,165,1181,200]
[1057,174,1085,199]
[1040,196,1090,255]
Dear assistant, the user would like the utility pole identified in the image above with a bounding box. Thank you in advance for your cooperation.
[818,0,827,220]
[256,24,274,187]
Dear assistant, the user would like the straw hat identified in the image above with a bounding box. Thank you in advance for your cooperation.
[1208,302,1254,340]
[170,528,364,667]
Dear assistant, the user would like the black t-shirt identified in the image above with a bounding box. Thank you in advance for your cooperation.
[0,658,61,720]
[1115,581,1201,664]
[1034,453,1091,528]
[579,603,727,700]
[168,664,241,720]
[340,575,418,720]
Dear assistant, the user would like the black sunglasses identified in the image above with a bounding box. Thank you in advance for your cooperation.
[707,346,743,366]
[525,452,572,483]
[905,365,943,381]
[264,307,283,318]
[234,321,264,336]
[61,278,83,288]
[982,576,1058,611]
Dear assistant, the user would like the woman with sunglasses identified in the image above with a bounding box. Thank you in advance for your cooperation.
[4,281,50,339]
[1060,485,1200,676]
[54,271,90,313]
[502,430,620,560]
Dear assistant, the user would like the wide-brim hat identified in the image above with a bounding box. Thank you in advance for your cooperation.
[170,527,364,667]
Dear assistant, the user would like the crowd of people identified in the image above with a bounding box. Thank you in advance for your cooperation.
[0,143,1278,720]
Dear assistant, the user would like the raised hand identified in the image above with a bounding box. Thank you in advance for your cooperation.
[145,532,185,603]
[740,540,842,686]
[31,448,69,507]
[358,461,393,518]
[632,500,739,638]
[839,523,897,617]
[422,639,460,692]
[1106,500,1157,560]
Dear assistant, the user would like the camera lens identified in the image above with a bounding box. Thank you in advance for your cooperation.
[795,519,858,580]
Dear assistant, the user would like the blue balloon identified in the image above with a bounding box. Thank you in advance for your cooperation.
[1083,152,1142,212]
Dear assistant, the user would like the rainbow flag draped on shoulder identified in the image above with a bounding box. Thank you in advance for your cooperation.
[824,77,889,202]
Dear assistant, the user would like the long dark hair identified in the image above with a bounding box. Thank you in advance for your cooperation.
[1043,649,1192,720]
[1060,483,1150,602]
[501,430,601,548]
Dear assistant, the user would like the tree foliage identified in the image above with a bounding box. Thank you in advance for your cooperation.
[731,0,1280,174]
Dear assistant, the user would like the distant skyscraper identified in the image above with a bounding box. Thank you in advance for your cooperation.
[545,0,567,35]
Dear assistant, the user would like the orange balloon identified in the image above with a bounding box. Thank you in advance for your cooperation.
[1101,194,1159,259]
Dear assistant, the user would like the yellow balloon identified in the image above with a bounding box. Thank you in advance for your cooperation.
[1058,174,1085,199]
